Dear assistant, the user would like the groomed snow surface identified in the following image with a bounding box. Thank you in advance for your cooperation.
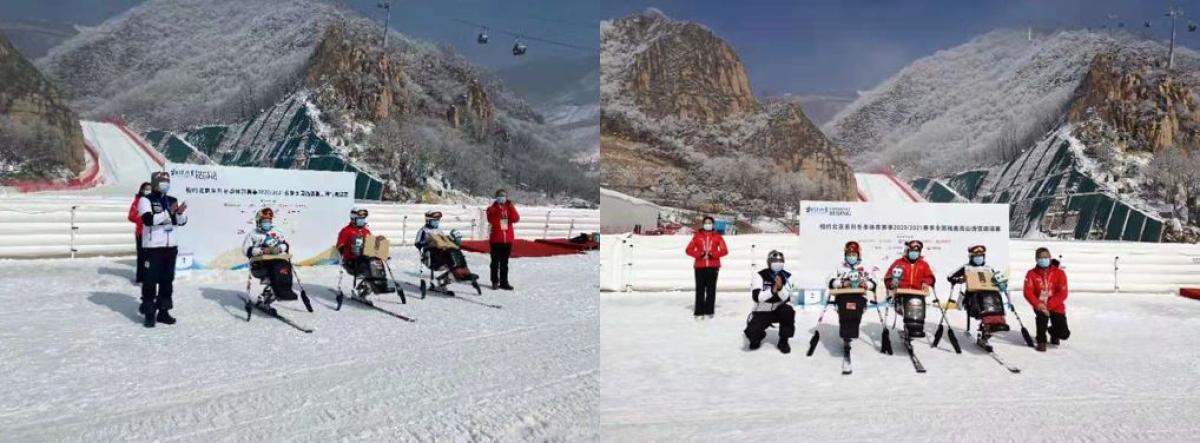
[0,250,598,441]
[602,290,1200,442]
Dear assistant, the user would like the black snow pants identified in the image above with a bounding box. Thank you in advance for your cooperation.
[252,259,296,300]
[744,304,796,343]
[134,234,145,283]
[489,242,512,286]
[694,267,719,316]
[141,247,178,314]
[1035,311,1070,343]
[834,294,867,340]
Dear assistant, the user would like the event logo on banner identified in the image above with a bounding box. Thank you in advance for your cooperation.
[168,163,355,269]
[796,201,1010,294]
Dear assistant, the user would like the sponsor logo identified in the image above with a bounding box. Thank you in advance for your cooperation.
[805,205,852,216]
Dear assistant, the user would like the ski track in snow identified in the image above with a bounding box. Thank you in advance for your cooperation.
[601,292,1200,442]
[0,251,599,442]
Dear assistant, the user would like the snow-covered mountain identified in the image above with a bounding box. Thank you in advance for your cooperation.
[868,29,1200,241]
[0,32,85,181]
[601,9,856,219]
[36,0,596,204]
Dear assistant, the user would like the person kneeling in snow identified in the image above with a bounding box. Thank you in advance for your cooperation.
[243,208,297,302]
[744,250,798,354]
[1024,247,1070,352]
[415,211,478,288]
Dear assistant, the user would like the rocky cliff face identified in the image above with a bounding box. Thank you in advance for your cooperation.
[601,10,855,216]
[306,25,406,123]
[0,32,84,178]
[1069,52,1200,153]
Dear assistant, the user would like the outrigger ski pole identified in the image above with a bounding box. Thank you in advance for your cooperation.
[930,285,962,353]
[805,296,833,357]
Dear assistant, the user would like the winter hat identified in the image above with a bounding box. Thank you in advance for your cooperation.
[844,241,861,254]
[255,207,274,223]
[905,240,924,251]
[424,211,443,221]
[150,171,170,191]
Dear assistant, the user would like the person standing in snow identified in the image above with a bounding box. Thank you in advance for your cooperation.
[243,207,297,303]
[685,216,727,318]
[1024,247,1070,352]
[138,172,187,328]
[127,182,151,285]
[884,240,935,338]
[744,250,797,354]
[486,189,519,290]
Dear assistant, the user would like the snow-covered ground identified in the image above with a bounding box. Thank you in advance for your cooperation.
[0,250,598,441]
[80,120,162,196]
[601,291,1200,441]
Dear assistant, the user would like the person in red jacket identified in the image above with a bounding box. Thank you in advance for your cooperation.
[1024,247,1070,352]
[127,182,151,284]
[486,189,520,290]
[336,206,372,267]
[884,240,936,337]
[685,216,728,318]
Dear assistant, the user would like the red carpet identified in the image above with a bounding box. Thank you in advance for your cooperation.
[1180,288,1200,300]
[535,238,599,251]
[460,239,583,257]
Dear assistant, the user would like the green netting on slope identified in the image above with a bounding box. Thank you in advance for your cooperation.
[946,170,989,199]
[1103,203,1126,240]
[1122,211,1145,241]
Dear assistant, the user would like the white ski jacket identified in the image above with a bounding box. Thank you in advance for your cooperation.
[242,228,290,258]
[826,262,878,294]
[138,192,188,249]
[750,268,798,312]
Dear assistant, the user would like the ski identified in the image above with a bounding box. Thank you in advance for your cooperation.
[421,280,501,309]
[253,302,314,333]
[900,332,927,373]
[841,347,852,375]
[976,338,1020,373]
[348,295,416,322]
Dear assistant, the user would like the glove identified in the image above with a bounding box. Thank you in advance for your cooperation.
[251,247,263,256]
[831,279,843,289]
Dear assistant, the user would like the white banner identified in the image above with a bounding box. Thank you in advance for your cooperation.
[796,202,1010,293]
[167,163,355,269]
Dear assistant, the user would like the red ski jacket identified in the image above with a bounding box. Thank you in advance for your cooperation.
[127,195,143,237]
[486,202,520,244]
[685,230,728,269]
[884,257,936,291]
[336,224,371,261]
[1023,266,1068,314]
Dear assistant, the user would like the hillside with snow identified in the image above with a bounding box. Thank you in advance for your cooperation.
[35,0,596,205]
[826,29,1200,177]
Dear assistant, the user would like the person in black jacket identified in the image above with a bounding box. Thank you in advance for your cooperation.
[137,172,188,328]
[744,251,797,354]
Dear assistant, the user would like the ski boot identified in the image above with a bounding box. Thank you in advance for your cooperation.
[975,331,993,352]
[257,287,277,310]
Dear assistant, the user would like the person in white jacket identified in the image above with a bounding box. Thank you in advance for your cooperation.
[242,207,297,303]
[825,241,876,349]
[744,250,799,354]
[137,171,188,328]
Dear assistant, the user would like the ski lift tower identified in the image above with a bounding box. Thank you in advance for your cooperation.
[378,0,392,49]
[1166,6,1183,71]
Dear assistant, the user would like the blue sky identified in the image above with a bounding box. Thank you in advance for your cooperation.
[0,0,600,70]
[601,0,1199,94]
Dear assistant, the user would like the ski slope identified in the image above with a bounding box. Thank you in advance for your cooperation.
[601,291,1200,441]
[77,120,164,196]
[855,172,923,203]
[0,250,598,441]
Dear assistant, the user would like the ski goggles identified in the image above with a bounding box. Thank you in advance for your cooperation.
[968,245,986,255]
[351,209,369,218]
[905,240,924,251]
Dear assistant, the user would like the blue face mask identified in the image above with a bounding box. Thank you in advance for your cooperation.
[845,255,859,265]
[907,251,920,261]
[259,222,273,232]
[354,217,366,227]
[769,262,784,272]
[158,183,170,193]
[429,220,440,229]
[972,256,985,266]
[1037,258,1051,268]
[496,196,507,204]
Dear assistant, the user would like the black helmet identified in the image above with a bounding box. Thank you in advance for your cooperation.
[767,250,785,263]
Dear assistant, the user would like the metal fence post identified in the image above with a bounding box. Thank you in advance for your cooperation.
[401,215,408,246]
[568,218,575,239]
[69,205,78,259]
[543,210,551,239]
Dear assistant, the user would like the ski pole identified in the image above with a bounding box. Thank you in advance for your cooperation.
[383,258,410,303]
[869,281,893,355]
[243,270,253,321]
[805,295,834,357]
[289,264,315,313]
[334,265,346,310]
[931,284,960,352]
[1002,288,1036,347]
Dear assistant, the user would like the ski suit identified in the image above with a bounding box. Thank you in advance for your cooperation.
[744,268,797,344]
[685,230,727,316]
[138,191,187,315]
[486,201,520,286]
[243,228,295,300]
[1024,265,1070,343]
[826,262,876,340]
